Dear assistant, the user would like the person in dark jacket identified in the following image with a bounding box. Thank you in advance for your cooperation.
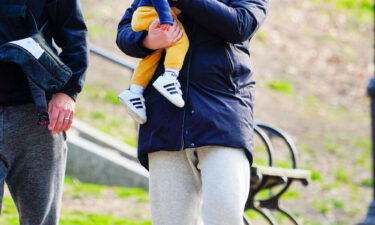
[0,0,88,224]
[117,0,268,224]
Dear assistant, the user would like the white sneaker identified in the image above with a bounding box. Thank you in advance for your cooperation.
[152,75,185,108]
[118,90,147,124]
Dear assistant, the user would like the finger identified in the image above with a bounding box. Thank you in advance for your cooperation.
[48,105,60,130]
[171,22,181,37]
[53,109,66,134]
[48,101,53,115]
[65,112,74,131]
[173,29,183,43]
[171,21,178,32]
[62,111,73,131]
[149,19,160,30]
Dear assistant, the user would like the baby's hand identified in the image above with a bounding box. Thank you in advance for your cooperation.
[160,24,172,31]
[171,7,181,16]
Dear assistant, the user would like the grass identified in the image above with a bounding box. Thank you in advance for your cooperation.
[60,212,151,225]
[281,189,301,200]
[355,138,371,150]
[324,142,339,154]
[332,200,345,210]
[0,177,150,225]
[311,170,323,182]
[310,199,330,214]
[82,84,121,106]
[335,169,350,184]
[267,79,294,94]
[312,0,374,23]
[75,83,139,147]
[361,178,373,187]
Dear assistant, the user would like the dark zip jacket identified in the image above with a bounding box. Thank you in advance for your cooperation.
[117,0,269,169]
[138,0,173,25]
[0,0,88,106]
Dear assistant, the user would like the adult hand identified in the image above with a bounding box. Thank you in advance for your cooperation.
[142,19,183,50]
[48,93,76,134]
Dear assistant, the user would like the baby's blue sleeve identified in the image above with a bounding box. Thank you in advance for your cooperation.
[152,0,173,25]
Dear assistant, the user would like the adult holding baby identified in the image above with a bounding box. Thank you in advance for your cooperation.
[116,0,269,224]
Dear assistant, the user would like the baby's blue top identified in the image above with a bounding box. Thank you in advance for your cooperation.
[138,0,174,25]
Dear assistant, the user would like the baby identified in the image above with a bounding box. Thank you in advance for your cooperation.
[118,0,189,124]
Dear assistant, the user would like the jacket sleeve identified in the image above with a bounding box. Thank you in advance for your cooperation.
[152,0,174,25]
[47,0,88,101]
[116,0,155,58]
[174,0,269,43]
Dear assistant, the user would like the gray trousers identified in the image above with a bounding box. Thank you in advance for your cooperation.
[148,146,250,225]
[0,104,67,225]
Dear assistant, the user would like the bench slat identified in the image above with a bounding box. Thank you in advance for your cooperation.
[252,166,311,179]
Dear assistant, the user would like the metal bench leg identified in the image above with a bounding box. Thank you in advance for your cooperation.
[277,207,300,225]
[254,207,278,225]
[243,215,253,225]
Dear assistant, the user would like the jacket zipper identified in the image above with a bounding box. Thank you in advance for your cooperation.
[180,24,195,150]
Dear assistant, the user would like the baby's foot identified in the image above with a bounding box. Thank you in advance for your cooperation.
[118,90,147,124]
[152,74,185,108]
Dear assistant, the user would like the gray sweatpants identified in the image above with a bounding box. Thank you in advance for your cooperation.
[0,104,67,225]
[148,146,250,225]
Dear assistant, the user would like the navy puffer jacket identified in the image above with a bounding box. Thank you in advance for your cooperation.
[117,0,269,169]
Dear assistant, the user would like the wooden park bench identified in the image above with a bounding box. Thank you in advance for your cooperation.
[243,122,311,225]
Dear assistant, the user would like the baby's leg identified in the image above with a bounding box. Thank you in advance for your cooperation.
[151,17,189,108]
[130,6,161,93]
[120,12,163,124]
[164,18,189,73]
[118,49,163,124]
[132,49,163,90]
[132,6,159,32]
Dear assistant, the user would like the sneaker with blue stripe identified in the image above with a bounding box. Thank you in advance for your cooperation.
[152,75,185,108]
[118,90,147,124]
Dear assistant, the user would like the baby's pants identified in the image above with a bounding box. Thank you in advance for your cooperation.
[148,146,250,225]
[131,6,190,87]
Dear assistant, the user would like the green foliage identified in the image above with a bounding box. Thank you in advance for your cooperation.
[361,178,373,187]
[60,211,151,225]
[335,170,350,184]
[274,161,291,168]
[254,30,267,41]
[312,0,374,23]
[64,177,107,196]
[273,212,289,223]
[310,200,330,214]
[83,85,120,105]
[244,209,260,219]
[348,207,363,217]
[322,182,341,191]
[115,187,149,203]
[1,197,17,215]
[299,144,318,157]
[281,189,301,199]
[75,107,137,148]
[324,142,339,154]
[332,199,345,209]
[267,80,294,94]
[355,138,371,150]
[0,177,151,225]
[311,170,322,182]
[91,111,107,119]
[355,141,371,168]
